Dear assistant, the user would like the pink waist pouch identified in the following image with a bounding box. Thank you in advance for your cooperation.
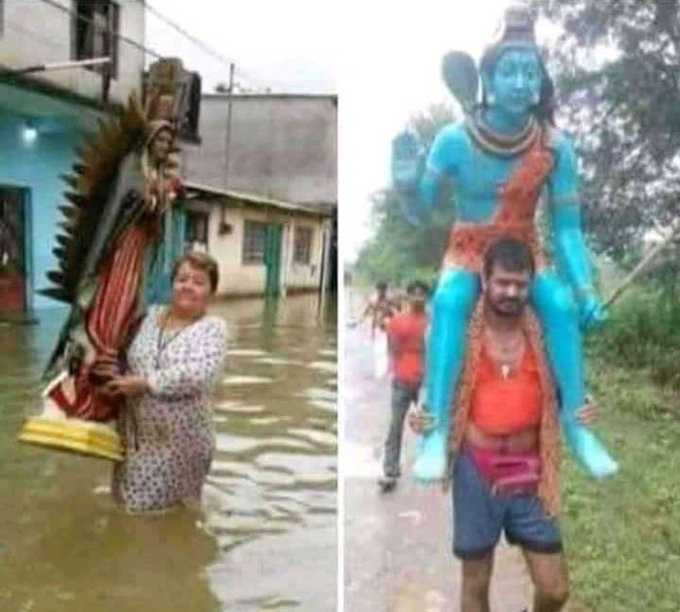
[465,444,540,496]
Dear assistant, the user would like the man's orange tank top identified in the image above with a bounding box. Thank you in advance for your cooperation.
[470,342,543,436]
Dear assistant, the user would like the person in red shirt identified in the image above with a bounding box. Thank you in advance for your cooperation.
[379,280,429,491]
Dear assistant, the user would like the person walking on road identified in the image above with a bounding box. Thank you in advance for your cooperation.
[378,281,429,492]
[409,238,599,612]
[354,281,396,379]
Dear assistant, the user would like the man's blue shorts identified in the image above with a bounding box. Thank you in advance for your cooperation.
[452,450,563,559]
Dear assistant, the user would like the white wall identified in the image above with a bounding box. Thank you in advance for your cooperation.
[0,0,144,104]
[282,218,326,290]
[187,200,328,296]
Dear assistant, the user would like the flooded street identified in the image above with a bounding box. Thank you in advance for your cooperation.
[0,293,337,611]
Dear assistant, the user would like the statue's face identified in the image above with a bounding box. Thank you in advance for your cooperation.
[486,47,542,117]
[149,128,174,164]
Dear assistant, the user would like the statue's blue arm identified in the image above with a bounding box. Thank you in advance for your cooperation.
[548,134,596,293]
[541,133,618,478]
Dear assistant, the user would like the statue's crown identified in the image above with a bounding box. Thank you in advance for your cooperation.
[494,3,536,46]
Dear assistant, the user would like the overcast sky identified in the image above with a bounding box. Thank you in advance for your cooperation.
[144,0,531,262]
[145,0,337,93]
[339,1,532,261]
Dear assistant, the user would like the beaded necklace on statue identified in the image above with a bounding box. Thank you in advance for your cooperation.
[465,108,540,157]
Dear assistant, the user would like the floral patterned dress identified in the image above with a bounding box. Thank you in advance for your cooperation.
[112,306,228,513]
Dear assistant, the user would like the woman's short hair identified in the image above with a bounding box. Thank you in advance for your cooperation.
[172,251,219,293]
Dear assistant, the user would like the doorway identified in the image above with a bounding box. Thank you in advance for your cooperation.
[264,223,283,297]
[0,186,30,316]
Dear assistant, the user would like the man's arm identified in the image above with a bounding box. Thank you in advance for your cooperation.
[350,295,376,327]
[360,298,375,320]
[386,316,404,362]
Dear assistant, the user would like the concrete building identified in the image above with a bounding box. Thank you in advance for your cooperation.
[184,94,337,207]
[0,0,145,104]
[183,183,331,297]
[0,1,337,316]
[0,1,185,320]
[181,94,338,296]
[0,0,145,319]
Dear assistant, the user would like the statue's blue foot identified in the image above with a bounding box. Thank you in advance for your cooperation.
[563,421,618,479]
[413,427,448,482]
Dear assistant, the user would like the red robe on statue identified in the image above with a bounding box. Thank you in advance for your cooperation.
[46,174,182,423]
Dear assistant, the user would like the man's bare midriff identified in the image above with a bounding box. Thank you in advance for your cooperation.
[464,422,539,453]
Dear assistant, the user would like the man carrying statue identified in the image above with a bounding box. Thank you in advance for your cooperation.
[391,3,618,487]
[408,236,606,611]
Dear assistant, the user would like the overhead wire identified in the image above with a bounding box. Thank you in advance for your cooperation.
[34,0,249,90]
[30,0,307,93]
[37,0,163,60]
[138,0,293,92]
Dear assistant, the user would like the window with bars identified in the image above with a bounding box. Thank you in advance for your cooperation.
[293,226,313,265]
[242,220,267,265]
[74,0,120,79]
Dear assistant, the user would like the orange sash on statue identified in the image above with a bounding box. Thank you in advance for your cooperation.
[443,130,554,272]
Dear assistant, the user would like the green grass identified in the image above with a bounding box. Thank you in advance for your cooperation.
[561,361,680,611]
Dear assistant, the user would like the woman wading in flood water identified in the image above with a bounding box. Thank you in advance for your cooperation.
[96,252,227,514]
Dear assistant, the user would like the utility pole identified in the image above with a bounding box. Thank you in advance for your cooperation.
[224,62,235,187]
[219,62,235,234]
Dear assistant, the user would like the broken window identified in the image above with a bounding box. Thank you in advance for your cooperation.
[73,0,120,78]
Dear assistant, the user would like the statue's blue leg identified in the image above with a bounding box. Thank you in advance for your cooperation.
[531,271,618,478]
[414,268,479,481]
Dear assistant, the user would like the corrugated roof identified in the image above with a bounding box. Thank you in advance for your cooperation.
[203,93,337,101]
[183,181,333,217]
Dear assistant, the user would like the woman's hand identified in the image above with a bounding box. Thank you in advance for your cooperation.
[104,375,149,398]
[91,353,121,382]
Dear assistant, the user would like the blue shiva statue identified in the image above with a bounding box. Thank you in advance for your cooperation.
[391,5,618,482]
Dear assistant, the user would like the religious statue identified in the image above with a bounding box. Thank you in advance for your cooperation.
[391,5,618,481]
[19,59,196,460]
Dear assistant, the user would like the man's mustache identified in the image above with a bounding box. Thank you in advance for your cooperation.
[499,298,521,307]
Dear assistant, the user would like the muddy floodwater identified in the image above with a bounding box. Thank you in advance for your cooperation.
[0,293,337,611]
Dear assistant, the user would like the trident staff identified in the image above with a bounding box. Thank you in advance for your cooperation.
[603,223,680,311]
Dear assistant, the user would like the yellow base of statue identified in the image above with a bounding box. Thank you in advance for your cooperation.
[18,416,123,462]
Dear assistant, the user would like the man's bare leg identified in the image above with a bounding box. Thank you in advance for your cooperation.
[522,549,569,612]
[461,552,494,612]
